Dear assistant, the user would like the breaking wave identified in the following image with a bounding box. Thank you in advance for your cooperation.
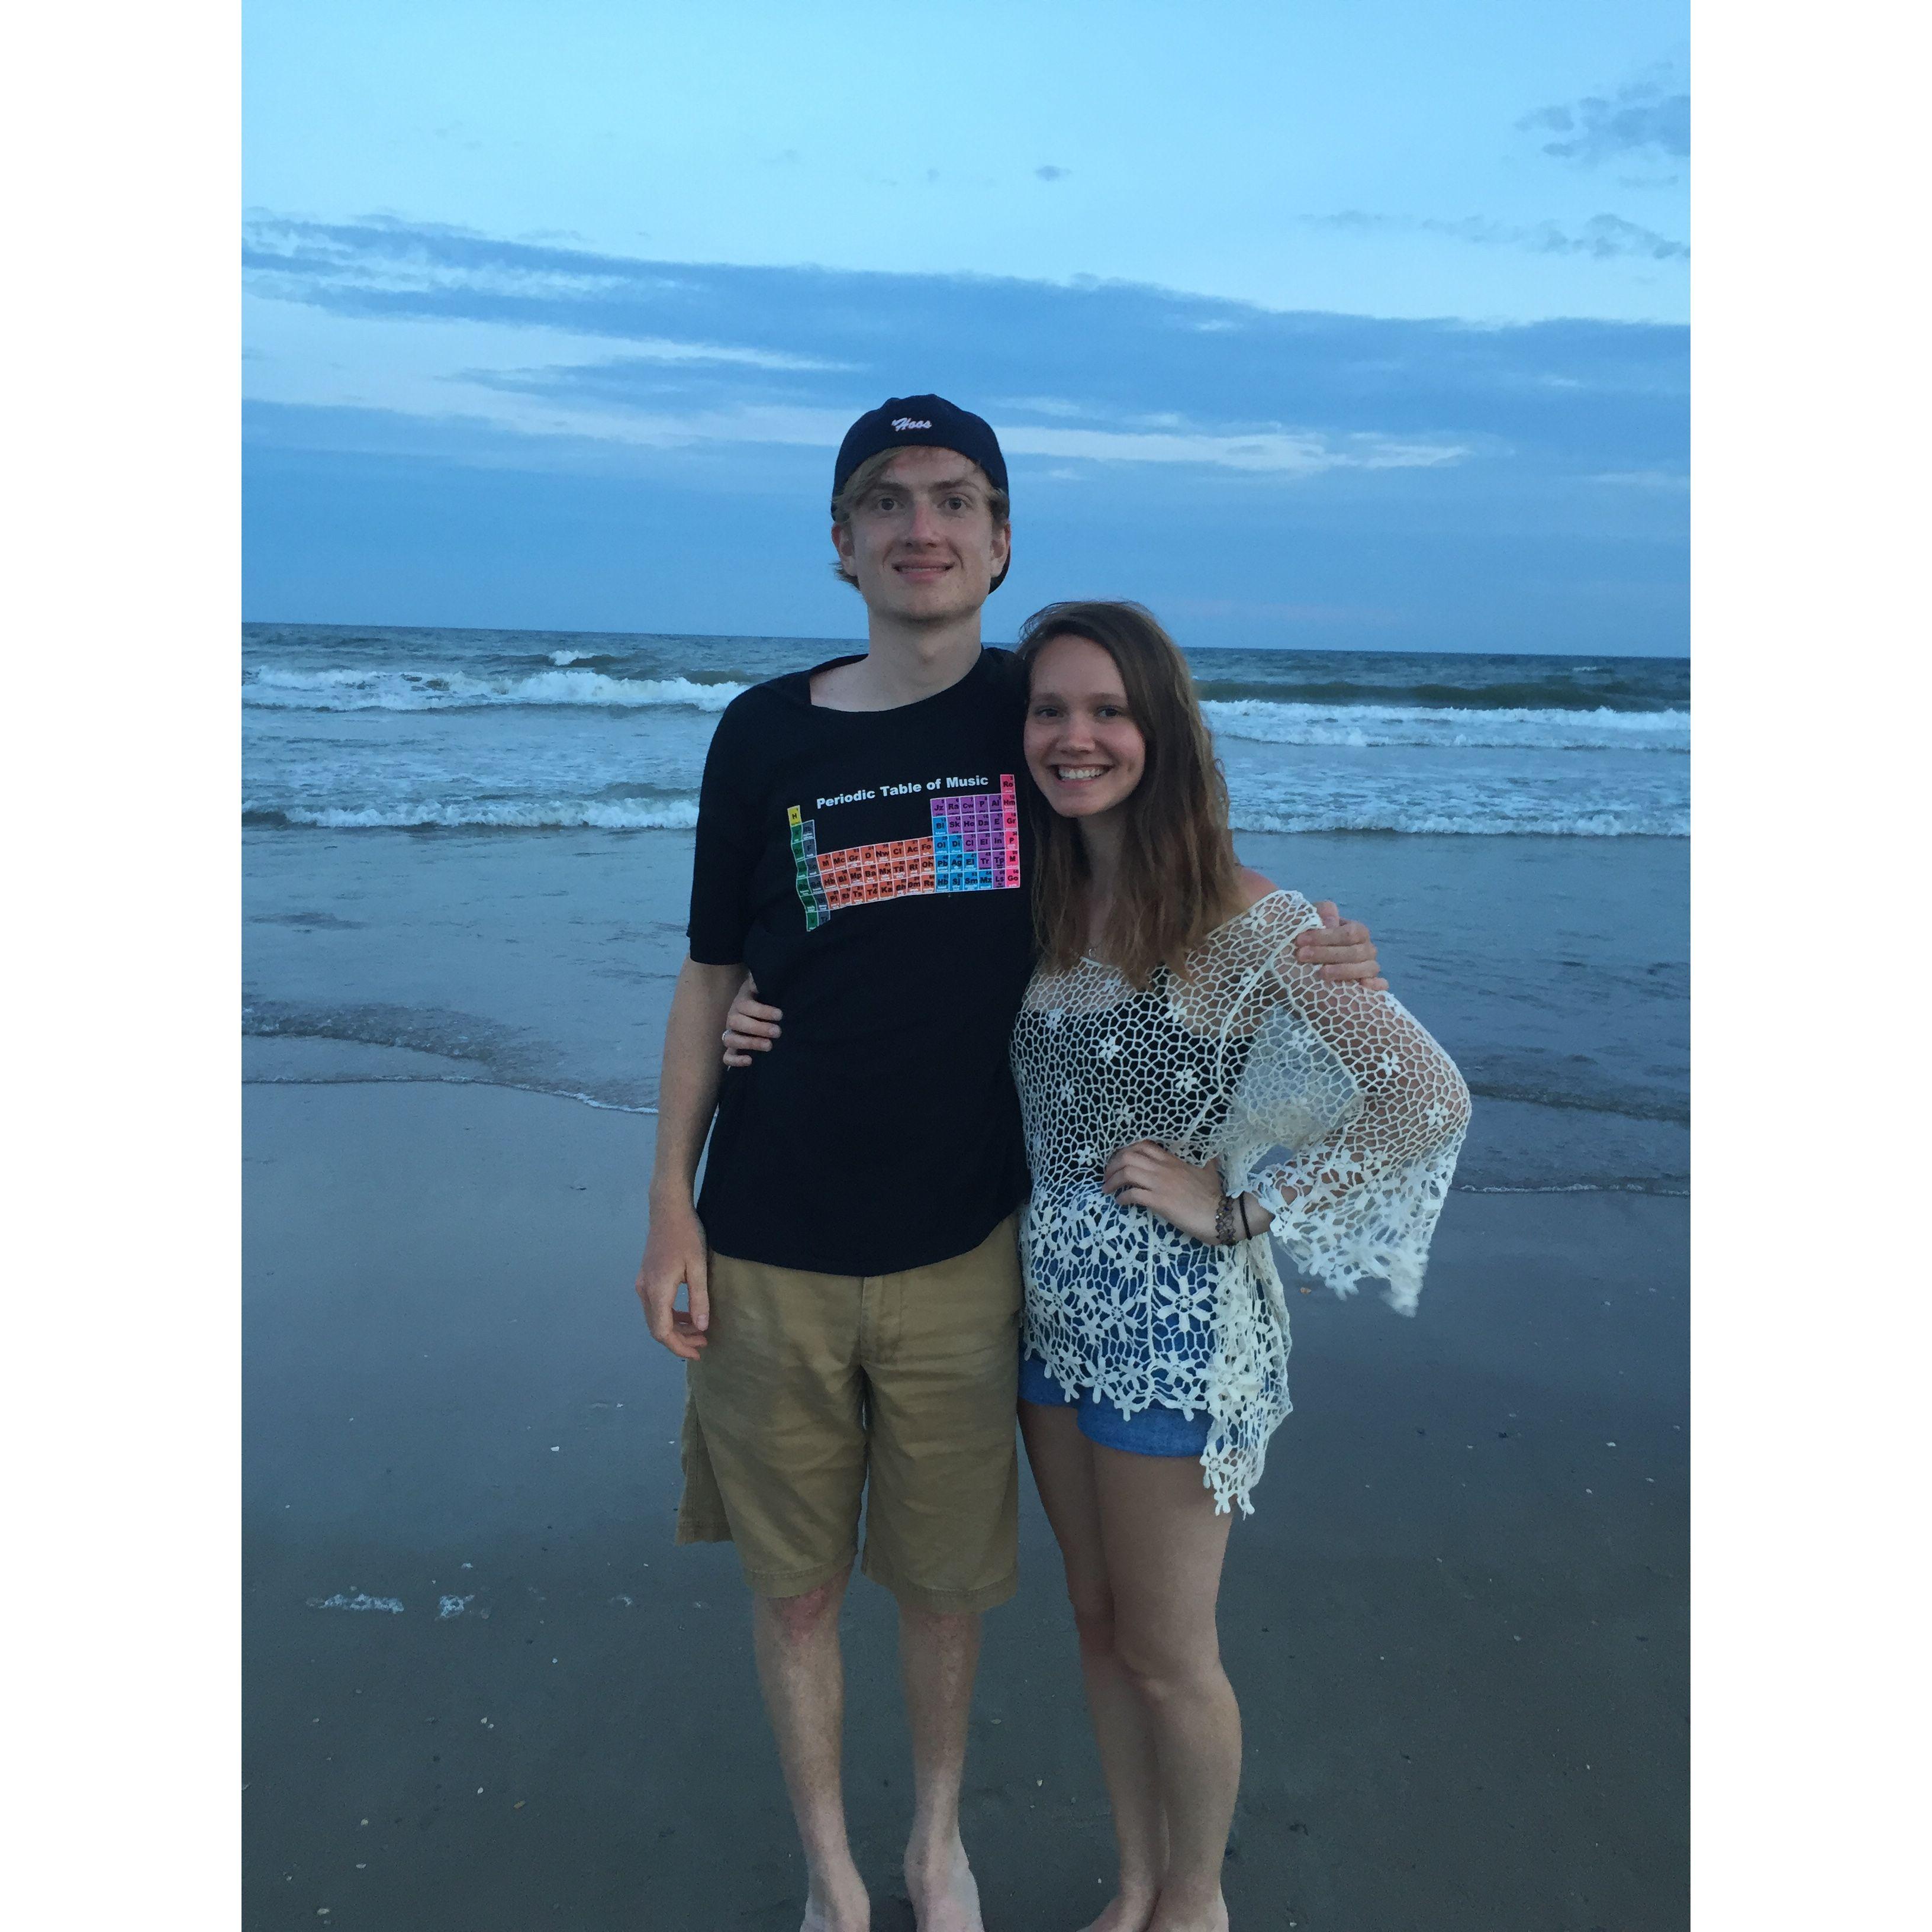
[244,796,703,831]
[1226,801,1685,836]
[244,666,748,713]
[1203,698,1688,752]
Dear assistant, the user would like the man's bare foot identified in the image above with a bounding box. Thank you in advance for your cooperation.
[904,1833,983,1932]
[1079,1888,1158,1932]
[800,1863,870,1932]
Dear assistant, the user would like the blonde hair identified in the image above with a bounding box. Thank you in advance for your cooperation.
[1017,601,1242,988]
[829,447,1012,591]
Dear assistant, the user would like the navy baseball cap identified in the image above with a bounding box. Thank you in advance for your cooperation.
[832,394,1009,502]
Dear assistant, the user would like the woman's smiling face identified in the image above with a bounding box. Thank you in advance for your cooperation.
[1024,633,1148,822]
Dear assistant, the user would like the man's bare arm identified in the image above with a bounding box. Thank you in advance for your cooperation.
[634,957,745,1358]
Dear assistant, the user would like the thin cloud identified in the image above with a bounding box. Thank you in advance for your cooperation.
[252,382,1460,482]
[1310,210,1687,264]
[1519,80,1689,167]
[1000,424,1466,475]
[516,336,852,373]
[989,394,1089,418]
[1590,469,1689,490]
[455,362,1469,476]
[1164,598,1402,626]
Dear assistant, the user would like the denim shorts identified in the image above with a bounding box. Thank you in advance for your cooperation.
[1017,1351,1212,1459]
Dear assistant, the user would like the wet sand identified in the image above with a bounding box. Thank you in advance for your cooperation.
[244,1080,1686,1931]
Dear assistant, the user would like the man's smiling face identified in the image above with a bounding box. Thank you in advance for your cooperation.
[832,446,1012,624]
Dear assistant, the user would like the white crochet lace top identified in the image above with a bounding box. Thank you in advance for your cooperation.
[1011,889,1471,1514]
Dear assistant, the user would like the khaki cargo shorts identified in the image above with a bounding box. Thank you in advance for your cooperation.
[676,1214,1022,1612]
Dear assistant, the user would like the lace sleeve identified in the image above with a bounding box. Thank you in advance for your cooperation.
[1226,899,1471,1313]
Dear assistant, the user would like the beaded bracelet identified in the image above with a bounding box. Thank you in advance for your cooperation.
[1214,1193,1240,1246]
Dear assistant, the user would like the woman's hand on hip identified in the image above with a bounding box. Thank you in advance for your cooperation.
[1101,1141,1228,1245]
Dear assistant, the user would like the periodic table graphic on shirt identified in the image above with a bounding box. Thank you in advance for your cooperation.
[788,775,1022,930]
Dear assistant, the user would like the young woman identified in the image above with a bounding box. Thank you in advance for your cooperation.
[1011,600,1470,1932]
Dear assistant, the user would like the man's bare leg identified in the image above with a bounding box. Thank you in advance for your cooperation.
[898,1601,986,1932]
[752,1566,871,1932]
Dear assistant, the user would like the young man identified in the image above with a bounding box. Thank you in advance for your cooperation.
[634,395,1382,1932]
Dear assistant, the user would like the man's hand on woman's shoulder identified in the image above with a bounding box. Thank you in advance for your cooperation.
[1292,895,1388,991]
[1238,870,1387,988]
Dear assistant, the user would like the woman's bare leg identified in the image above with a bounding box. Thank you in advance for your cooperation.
[1020,1399,1165,1932]
[1091,1444,1237,1932]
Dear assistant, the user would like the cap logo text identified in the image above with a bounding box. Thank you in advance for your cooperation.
[891,417,933,430]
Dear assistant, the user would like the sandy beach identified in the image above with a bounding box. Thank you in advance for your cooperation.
[244,1073,1685,1931]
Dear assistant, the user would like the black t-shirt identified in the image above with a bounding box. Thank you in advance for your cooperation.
[687,648,1037,1276]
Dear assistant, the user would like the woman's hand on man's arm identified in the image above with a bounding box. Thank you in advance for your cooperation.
[722,975,783,1067]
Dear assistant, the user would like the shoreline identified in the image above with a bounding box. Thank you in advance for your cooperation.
[243,822,1689,1196]
[240,1044,1690,1198]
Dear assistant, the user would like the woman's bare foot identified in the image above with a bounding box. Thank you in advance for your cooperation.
[1145,1889,1229,1932]
[904,1832,984,1932]
[800,1862,870,1932]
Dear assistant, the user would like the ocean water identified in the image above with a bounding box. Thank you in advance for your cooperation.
[242,624,1689,1196]
[242,625,1689,839]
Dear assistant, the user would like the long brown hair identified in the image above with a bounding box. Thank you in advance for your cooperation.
[1016,601,1242,987]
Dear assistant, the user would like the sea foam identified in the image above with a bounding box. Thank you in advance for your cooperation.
[1226,804,1687,836]
[249,796,704,832]
[244,666,748,713]
[1203,698,1689,753]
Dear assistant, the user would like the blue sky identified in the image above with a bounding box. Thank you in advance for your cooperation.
[244,1,1688,653]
